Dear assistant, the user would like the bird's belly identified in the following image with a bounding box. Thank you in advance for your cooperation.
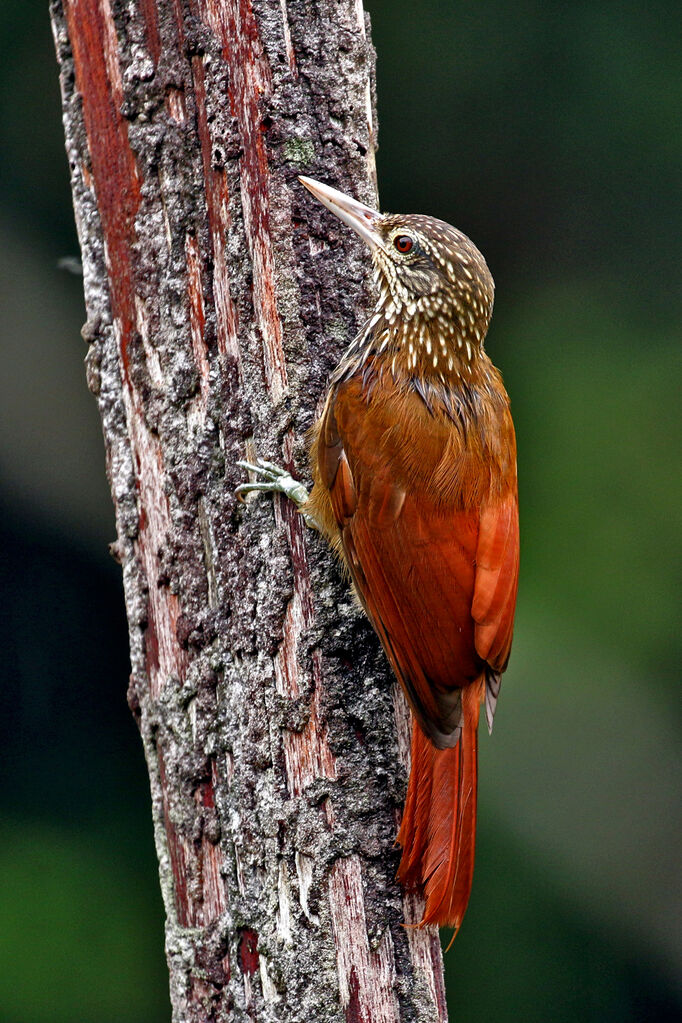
[326,370,510,701]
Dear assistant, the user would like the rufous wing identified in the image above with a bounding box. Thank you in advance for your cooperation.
[472,493,519,729]
[316,385,515,746]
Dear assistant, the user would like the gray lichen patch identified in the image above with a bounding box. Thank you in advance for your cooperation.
[283,136,316,166]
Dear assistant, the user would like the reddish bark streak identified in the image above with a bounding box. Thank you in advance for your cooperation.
[238,929,259,974]
[198,779,215,808]
[160,756,229,929]
[347,969,368,1023]
[159,750,191,926]
[329,857,400,1023]
[131,414,188,698]
[139,0,161,63]
[64,0,140,369]
[275,439,337,796]
[66,0,188,700]
[186,233,210,407]
[278,0,298,76]
[198,837,229,925]
[191,54,242,363]
[166,87,187,123]
[199,0,288,399]
[171,0,186,45]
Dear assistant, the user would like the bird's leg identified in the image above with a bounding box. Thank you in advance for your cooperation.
[236,458,318,529]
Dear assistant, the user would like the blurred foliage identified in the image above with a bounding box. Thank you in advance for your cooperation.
[0,824,167,1023]
[0,1,680,1020]
[0,504,169,1023]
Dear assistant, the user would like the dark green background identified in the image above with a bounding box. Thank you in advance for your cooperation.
[1,1,680,1020]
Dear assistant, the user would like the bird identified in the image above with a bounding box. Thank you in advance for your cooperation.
[237,176,519,938]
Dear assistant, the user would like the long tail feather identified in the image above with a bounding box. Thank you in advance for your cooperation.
[397,681,482,934]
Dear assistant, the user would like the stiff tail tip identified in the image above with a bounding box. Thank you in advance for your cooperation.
[397,683,482,941]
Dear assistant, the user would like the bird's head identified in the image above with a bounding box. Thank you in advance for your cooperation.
[300,176,494,357]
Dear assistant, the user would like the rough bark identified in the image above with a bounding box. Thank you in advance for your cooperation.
[50,1,448,1019]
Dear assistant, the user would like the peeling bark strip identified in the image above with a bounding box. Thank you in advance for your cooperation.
[51,1,448,1019]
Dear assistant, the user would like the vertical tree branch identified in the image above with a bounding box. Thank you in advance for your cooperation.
[51,0,448,1019]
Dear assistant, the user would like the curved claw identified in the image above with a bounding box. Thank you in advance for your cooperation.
[237,458,288,478]
[236,456,311,514]
[235,481,283,497]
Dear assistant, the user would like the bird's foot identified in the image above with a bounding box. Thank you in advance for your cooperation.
[236,458,315,527]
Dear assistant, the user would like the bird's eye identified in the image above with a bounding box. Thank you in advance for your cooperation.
[393,235,414,254]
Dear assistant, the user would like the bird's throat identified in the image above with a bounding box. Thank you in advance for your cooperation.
[336,301,496,397]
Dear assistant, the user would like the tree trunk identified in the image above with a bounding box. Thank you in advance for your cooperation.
[50,1,448,1019]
